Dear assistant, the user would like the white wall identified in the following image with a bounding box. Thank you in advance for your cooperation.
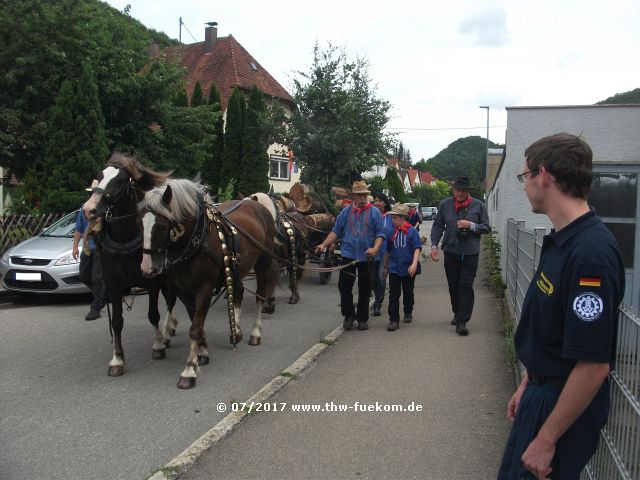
[487,104,640,278]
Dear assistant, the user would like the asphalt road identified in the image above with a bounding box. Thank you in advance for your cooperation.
[0,269,345,480]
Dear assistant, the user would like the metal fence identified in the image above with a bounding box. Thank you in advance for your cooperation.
[0,213,65,255]
[504,218,640,480]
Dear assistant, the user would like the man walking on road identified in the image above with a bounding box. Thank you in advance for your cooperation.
[316,180,385,331]
[430,176,490,335]
[498,133,625,479]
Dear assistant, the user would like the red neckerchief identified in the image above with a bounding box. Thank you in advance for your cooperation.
[351,203,372,218]
[392,221,412,241]
[454,196,472,212]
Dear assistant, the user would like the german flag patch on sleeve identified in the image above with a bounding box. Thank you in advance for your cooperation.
[579,277,601,288]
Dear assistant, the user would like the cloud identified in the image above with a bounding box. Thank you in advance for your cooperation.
[459,7,508,47]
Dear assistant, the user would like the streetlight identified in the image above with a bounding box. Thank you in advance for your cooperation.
[479,106,489,191]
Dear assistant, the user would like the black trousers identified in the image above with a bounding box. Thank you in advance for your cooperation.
[387,273,415,323]
[79,250,105,311]
[443,252,479,324]
[338,258,375,323]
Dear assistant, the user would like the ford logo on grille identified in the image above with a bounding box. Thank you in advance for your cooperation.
[24,258,33,264]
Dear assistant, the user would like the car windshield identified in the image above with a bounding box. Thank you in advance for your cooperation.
[41,211,78,237]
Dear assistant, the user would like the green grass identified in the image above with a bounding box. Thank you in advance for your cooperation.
[280,371,298,379]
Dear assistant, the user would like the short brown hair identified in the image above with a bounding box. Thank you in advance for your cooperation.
[525,133,593,199]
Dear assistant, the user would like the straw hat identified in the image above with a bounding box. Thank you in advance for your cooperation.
[389,203,409,217]
[85,179,99,192]
[350,180,371,194]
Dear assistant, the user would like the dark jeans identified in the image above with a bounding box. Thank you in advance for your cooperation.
[387,273,415,323]
[338,258,375,323]
[443,252,479,323]
[373,258,386,311]
[79,250,105,312]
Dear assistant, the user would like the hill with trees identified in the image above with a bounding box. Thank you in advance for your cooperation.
[597,87,640,104]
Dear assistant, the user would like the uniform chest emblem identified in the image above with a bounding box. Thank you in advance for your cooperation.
[573,292,603,322]
[536,271,554,296]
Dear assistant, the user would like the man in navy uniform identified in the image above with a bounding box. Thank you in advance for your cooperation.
[498,133,625,479]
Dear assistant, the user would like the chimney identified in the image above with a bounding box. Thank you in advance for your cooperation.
[148,42,160,58]
[204,24,217,52]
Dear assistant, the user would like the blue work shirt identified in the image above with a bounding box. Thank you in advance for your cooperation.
[387,226,422,276]
[515,210,625,379]
[75,209,95,251]
[376,213,393,261]
[332,205,385,262]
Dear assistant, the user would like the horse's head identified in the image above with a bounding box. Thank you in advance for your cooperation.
[138,184,187,277]
[83,152,171,223]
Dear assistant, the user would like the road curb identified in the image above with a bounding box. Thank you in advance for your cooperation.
[147,324,345,480]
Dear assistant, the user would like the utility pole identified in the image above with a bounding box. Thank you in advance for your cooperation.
[179,17,182,43]
[479,106,489,192]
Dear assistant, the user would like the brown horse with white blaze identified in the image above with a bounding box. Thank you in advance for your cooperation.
[139,179,279,389]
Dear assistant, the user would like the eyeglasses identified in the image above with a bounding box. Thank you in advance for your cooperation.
[517,169,539,183]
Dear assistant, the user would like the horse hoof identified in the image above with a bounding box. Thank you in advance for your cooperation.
[170,328,177,337]
[262,305,275,314]
[108,365,124,376]
[249,335,261,346]
[177,377,196,389]
[152,349,166,360]
[163,338,171,347]
[197,355,210,366]
[229,332,243,345]
[288,295,299,304]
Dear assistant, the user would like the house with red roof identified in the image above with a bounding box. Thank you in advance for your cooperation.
[418,170,437,186]
[152,25,299,193]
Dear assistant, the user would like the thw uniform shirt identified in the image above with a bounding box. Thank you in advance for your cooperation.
[515,210,625,379]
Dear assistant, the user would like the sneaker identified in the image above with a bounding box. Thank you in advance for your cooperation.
[85,310,100,321]
[343,316,355,330]
[456,320,469,336]
[373,308,381,317]
[403,314,413,323]
[387,321,399,331]
[357,321,369,331]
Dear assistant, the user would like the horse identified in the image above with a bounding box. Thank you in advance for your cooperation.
[138,179,279,389]
[82,152,178,377]
[250,192,310,306]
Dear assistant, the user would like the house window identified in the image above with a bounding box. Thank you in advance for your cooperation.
[269,155,290,181]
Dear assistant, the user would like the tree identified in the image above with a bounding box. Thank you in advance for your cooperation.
[191,81,204,106]
[32,63,108,213]
[426,136,502,185]
[238,85,269,195]
[290,42,392,193]
[219,88,246,197]
[597,87,640,104]
[201,83,224,194]
[367,175,386,195]
[384,168,405,203]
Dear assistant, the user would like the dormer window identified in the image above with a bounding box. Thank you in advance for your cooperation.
[250,62,258,71]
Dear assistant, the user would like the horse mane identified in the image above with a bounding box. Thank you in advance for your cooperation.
[107,151,172,191]
[142,179,207,224]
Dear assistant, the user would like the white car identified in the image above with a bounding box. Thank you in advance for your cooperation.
[0,211,90,294]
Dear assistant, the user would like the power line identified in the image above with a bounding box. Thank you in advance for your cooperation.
[385,125,506,131]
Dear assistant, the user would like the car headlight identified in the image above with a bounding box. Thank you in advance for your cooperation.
[55,253,80,266]
[1,249,12,263]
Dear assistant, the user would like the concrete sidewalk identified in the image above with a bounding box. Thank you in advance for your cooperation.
[168,251,515,480]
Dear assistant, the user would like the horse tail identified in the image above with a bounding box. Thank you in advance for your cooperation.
[266,257,281,296]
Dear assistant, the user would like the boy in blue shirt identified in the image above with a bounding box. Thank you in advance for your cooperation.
[383,203,422,331]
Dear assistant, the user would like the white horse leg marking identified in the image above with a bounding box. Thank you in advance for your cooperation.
[152,325,167,352]
[162,310,178,339]
[109,352,124,368]
[180,340,199,379]
[251,303,264,341]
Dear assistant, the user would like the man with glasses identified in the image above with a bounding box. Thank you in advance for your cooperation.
[498,133,625,479]
[430,176,490,335]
